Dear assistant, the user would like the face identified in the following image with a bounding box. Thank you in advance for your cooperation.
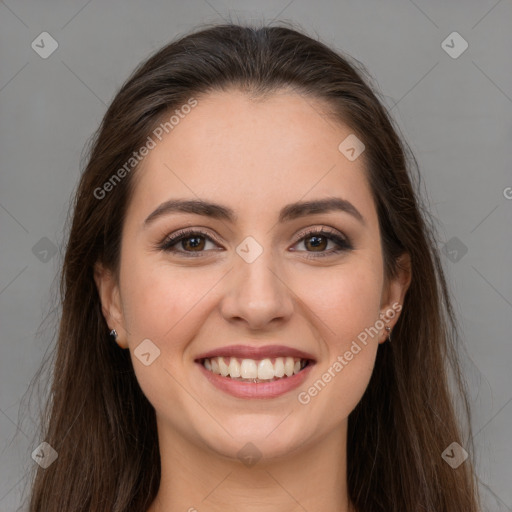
[95,88,410,462]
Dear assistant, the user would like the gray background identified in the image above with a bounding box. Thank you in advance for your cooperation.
[0,1,511,510]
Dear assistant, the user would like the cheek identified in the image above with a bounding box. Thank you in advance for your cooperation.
[118,255,213,409]
[293,259,382,414]
[316,347,377,419]
[298,259,383,348]
[119,251,220,348]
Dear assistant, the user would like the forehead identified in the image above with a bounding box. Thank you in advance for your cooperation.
[126,89,376,228]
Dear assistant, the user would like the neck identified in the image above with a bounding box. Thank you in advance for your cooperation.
[148,419,353,512]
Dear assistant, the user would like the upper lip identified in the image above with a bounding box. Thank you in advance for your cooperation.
[195,344,316,361]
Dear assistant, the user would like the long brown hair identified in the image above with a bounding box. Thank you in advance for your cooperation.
[24,22,480,511]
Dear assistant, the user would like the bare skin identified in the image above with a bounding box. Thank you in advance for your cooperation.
[95,88,411,512]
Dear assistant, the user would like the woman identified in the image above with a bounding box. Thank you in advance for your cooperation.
[27,22,481,511]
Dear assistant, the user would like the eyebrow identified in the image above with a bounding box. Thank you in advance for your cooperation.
[143,196,365,227]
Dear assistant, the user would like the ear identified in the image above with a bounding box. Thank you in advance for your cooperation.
[93,262,128,349]
[378,252,412,343]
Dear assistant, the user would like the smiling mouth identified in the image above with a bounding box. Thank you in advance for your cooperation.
[199,356,311,383]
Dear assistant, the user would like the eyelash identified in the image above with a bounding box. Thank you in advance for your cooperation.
[157,227,353,259]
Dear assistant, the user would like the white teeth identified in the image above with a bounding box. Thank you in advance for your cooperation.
[274,357,285,377]
[202,356,308,380]
[257,359,274,380]
[218,357,229,377]
[284,357,294,377]
[229,357,240,377]
[211,358,220,374]
[240,359,258,379]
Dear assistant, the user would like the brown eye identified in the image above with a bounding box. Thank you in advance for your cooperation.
[159,229,220,256]
[291,228,353,258]
[181,235,206,251]
[303,234,329,252]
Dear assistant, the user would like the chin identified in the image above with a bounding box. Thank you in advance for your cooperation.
[195,414,316,463]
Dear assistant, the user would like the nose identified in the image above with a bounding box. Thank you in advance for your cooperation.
[220,246,294,330]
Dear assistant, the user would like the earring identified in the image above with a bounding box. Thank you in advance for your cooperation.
[385,326,392,342]
[109,329,118,342]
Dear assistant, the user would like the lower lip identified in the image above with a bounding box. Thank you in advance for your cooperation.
[196,361,315,399]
